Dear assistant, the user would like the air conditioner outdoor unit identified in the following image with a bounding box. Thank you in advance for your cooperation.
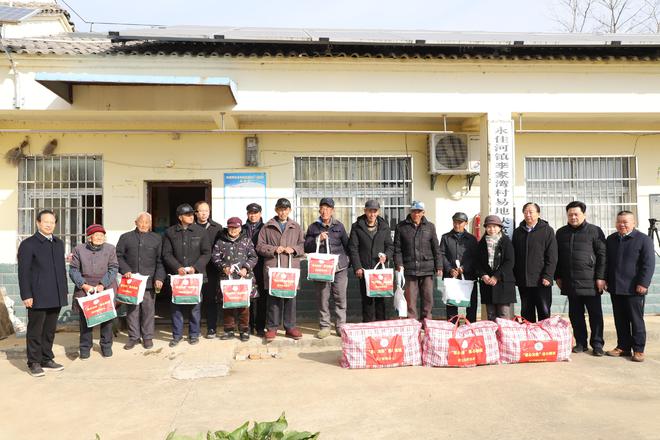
[428,133,480,175]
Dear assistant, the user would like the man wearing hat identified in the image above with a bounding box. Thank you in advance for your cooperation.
[69,223,119,358]
[394,201,443,320]
[193,201,222,339]
[243,203,266,336]
[439,212,479,322]
[162,203,211,347]
[348,200,394,322]
[304,197,351,338]
[256,198,305,342]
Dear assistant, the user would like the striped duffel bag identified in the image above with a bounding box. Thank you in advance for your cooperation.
[496,316,572,364]
[422,316,500,367]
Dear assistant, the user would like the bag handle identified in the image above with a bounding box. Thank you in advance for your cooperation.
[277,252,292,268]
[455,259,465,281]
[514,315,553,340]
[448,314,477,339]
[396,268,405,289]
[230,263,243,279]
[373,261,385,270]
[316,236,331,254]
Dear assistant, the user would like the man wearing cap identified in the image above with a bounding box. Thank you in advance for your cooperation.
[69,223,119,359]
[348,200,394,322]
[256,198,305,342]
[194,201,222,339]
[305,197,351,338]
[18,209,68,377]
[439,212,479,322]
[394,201,443,321]
[243,203,266,336]
[116,212,166,350]
[162,203,212,347]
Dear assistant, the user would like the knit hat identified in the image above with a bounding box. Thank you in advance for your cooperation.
[86,224,106,236]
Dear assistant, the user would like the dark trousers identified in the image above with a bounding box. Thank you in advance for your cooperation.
[79,314,113,354]
[519,286,552,323]
[358,277,386,322]
[125,290,155,341]
[445,284,478,323]
[202,281,218,332]
[611,294,646,353]
[568,295,604,349]
[171,302,202,340]
[405,275,434,321]
[249,284,267,334]
[223,307,250,332]
[26,307,60,366]
[267,296,296,331]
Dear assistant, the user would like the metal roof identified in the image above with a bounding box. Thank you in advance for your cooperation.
[0,5,38,23]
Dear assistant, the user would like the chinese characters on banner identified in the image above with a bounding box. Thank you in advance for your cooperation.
[488,119,515,236]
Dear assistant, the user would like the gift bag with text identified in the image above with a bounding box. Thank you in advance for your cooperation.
[364,262,394,298]
[77,288,117,327]
[221,265,252,309]
[268,254,300,298]
[115,273,149,305]
[170,273,203,305]
[306,237,339,282]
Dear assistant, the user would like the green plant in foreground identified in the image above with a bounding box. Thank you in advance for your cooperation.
[165,412,320,440]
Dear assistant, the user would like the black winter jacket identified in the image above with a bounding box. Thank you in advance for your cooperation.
[116,229,166,289]
[198,219,222,285]
[212,229,258,298]
[476,234,517,304]
[393,215,442,277]
[439,230,479,280]
[243,219,265,285]
[304,218,350,271]
[605,229,656,295]
[17,233,68,309]
[555,221,606,296]
[512,219,558,287]
[348,215,394,271]
[162,223,212,281]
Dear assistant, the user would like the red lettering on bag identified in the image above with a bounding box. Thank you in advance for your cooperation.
[519,340,559,363]
[270,272,296,290]
[447,336,487,367]
[117,277,141,298]
[365,335,405,367]
[172,278,201,297]
[369,273,394,291]
[82,294,114,318]
[223,284,250,303]
[308,258,335,276]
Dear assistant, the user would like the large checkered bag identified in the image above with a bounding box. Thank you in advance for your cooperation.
[496,316,572,364]
[422,316,500,367]
[340,319,422,369]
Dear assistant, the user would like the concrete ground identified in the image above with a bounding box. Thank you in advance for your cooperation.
[1,317,660,440]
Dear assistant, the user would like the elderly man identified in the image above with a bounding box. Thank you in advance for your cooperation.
[555,201,607,356]
[243,203,266,336]
[162,203,211,347]
[194,201,222,339]
[439,212,479,322]
[18,209,68,377]
[116,212,166,350]
[305,197,350,338]
[394,201,443,321]
[605,211,656,362]
[348,199,394,323]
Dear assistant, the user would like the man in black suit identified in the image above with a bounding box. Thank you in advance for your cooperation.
[17,209,68,377]
[605,211,656,362]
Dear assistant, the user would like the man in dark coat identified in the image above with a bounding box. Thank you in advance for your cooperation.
[17,209,68,377]
[555,201,607,356]
[512,203,558,322]
[393,201,442,320]
[440,212,479,322]
[348,200,394,323]
[194,201,222,339]
[243,203,266,336]
[116,212,166,350]
[304,197,350,338]
[162,203,211,347]
[605,211,656,362]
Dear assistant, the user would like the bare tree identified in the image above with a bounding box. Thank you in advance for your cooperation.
[553,0,660,32]
[554,0,596,32]
[592,0,648,32]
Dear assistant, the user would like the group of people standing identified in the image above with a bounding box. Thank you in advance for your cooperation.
[17,197,656,377]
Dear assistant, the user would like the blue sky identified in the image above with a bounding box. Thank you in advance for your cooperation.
[61,0,562,33]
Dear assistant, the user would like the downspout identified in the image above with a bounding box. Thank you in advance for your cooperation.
[0,25,22,109]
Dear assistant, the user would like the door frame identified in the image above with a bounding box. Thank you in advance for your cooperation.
[146,180,212,214]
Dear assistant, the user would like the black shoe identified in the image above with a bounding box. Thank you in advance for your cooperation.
[220,331,235,340]
[256,330,266,338]
[28,363,45,377]
[572,344,587,353]
[205,330,217,339]
[101,348,113,358]
[124,339,139,350]
[143,339,154,349]
[239,331,250,342]
[79,351,90,360]
[188,336,200,345]
[169,338,181,348]
[592,347,605,357]
[40,360,64,372]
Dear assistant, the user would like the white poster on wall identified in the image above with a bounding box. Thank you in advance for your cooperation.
[223,172,267,223]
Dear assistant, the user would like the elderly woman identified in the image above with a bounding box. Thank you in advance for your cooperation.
[69,224,119,359]
[476,215,516,321]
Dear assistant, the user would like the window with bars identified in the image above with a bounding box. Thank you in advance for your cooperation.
[18,155,103,254]
[525,156,637,235]
[294,156,412,231]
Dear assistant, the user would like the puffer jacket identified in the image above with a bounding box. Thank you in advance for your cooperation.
[512,219,558,287]
[211,228,258,298]
[393,215,442,277]
[555,221,606,296]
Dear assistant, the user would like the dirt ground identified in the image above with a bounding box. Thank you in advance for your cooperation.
[1,318,659,440]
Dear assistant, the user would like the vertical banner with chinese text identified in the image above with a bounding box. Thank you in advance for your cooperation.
[487,118,515,237]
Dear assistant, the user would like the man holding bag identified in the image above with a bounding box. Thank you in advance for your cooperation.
[348,200,394,323]
[305,198,351,338]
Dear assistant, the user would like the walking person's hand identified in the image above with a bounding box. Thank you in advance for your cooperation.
[636,285,648,295]
[355,269,364,279]
[23,298,33,308]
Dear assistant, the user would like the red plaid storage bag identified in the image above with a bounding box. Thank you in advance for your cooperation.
[422,316,500,367]
[496,316,572,364]
[340,319,422,369]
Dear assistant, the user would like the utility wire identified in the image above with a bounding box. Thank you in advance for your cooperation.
[58,0,164,32]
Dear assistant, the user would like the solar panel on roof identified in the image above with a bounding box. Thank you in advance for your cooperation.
[0,5,39,23]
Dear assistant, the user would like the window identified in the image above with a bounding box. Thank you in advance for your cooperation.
[525,156,637,235]
[18,155,103,254]
[294,156,412,231]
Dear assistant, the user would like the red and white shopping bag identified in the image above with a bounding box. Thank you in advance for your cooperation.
[268,254,300,298]
[422,316,500,367]
[496,316,572,364]
[115,273,149,305]
[77,288,117,327]
[170,273,203,305]
[307,237,339,282]
[340,319,422,369]
[220,264,252,309]
[364,262,394,298]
